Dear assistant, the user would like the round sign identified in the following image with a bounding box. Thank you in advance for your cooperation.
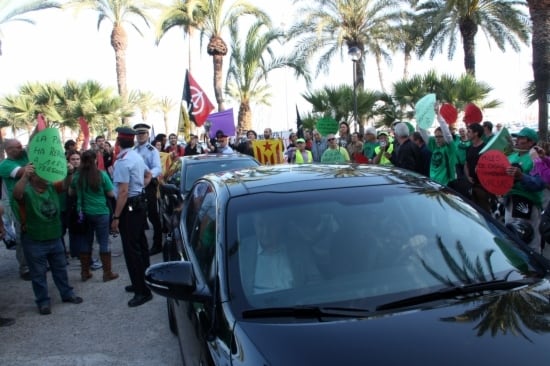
[316,117,338,136]
[415,93,436,129]
[476,150,514,196]
[28,128,67,182]
[440,103,458,124]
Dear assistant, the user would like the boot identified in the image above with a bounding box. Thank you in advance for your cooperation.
[80,253,93,281]
[100,252,119,282]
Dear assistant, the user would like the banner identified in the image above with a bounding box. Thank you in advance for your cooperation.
[252,139,284,165]
[159,152,172,177]
[296,105,304,138]
[28,128,67,182]
[207,109,236,138]
[182,70,214,127]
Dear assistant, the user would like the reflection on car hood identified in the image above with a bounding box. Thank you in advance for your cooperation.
[235,280,550,365]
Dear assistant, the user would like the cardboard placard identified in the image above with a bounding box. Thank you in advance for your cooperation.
[476,150,514,195]
[28,128,67,182]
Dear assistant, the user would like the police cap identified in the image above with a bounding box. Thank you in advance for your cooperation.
[116,126,137,140]
[133,123,150,133]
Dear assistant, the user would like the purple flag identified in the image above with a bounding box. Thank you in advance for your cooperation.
[207,109,236,138]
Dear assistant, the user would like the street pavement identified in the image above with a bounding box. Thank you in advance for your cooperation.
[0,229,181,366]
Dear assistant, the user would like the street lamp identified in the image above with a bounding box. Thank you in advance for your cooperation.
[348,46,362,133]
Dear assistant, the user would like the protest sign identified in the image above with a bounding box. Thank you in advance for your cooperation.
[316,117,338,136]
[28,128,67,182]
[476,150,513,195]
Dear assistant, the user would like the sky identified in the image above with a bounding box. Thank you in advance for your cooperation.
[0,1,537,138]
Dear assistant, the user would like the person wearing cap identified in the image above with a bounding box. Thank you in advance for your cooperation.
[372,131,393,165]
[216,132,234,154]
[321,134,350,163]
[504,127,543,253]
[362,127,379,163]
[290,138,312,164]
[111,126,154,307]
[132,123,163,256]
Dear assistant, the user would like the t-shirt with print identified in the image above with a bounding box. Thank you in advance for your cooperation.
[321,147,349,163]
[70,171,114,215]
[508,151,542,207]
[428,138,457,186]
[17,182,63,241]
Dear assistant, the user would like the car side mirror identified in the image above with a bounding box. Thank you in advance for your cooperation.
[145,261,211,302]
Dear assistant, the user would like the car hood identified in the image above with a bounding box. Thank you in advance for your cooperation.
[234,282,550,365]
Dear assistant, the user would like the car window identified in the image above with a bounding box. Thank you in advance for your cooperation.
[184,159,258,193]
[227,185,540,311]
[186,182,217,285]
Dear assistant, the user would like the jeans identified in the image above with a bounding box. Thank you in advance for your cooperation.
[21,234,75,307]
[77,214,111,254]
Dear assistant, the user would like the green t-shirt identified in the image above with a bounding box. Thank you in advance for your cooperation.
[18,183,62,241]
[70,171,114,215]
[362,141,379,160]
[321,147,349,163]
[428,137,457,186]
[454,136,471,165]
[0,153,29,216]
[508,152,542,207]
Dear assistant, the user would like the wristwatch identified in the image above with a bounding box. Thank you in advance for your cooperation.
[112,216,120,220]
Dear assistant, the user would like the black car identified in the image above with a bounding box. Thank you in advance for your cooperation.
[147,164,550,365]
[164,153,260,196]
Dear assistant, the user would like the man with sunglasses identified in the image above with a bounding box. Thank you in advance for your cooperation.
[321,134,349,163]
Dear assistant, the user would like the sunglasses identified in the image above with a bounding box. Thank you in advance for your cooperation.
[328,138,336,141]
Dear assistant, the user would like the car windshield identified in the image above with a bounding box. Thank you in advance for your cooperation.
[184,159,257,193]
[226,184,544,313]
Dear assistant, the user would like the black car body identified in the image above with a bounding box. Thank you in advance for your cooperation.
[147,164,550,365]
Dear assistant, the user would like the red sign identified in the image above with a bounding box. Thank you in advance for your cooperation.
[476,150,514,195]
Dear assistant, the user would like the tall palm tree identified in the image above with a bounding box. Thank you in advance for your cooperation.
[287,0,401,93]
[526,0,550,141]
[0,1,61,56]
[128,89,158,124]
[184,0,271,112]
[63,0,156,104]
[225,21,310,133]
[415,0,530,77]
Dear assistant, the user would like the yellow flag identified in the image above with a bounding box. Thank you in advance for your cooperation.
[252,139,284,165]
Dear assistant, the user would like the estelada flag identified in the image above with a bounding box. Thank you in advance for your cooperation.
[182,70,215,127]
[252,139,284,165]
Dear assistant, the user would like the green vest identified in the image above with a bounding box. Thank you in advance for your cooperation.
[295,150,313,164]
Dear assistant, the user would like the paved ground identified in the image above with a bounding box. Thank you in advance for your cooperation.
[0,230,181,366]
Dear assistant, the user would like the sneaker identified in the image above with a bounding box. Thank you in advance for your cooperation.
[90,258,102,271]
[62,296,83,304]
[0,317,15,326]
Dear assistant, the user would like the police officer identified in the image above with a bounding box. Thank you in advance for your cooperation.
[110,127,153,307]
[132,123,163,256]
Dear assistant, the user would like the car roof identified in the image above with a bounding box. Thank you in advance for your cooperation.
[201,164,429,196]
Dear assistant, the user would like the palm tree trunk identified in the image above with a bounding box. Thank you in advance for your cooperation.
[111,24,129,123]
[527,0,550,141]
[403,49,412,80]
[238,102,252,134]
[213,54,225,112]
[460,19,478,77]
[375,52,386,93]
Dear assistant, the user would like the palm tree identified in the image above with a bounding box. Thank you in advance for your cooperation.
[159,96,176,135]
[415,0,530,77]
[225,21,310,133]
[63,0,156,104]
[128,89,158,124]
[287,0,401,93]
[0,1,61,56]
[177,0,271,112]
[526,0,550,141]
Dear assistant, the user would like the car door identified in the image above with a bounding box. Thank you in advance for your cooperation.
[175,182,225,365]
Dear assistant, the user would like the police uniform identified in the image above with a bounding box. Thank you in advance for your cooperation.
[133,123,163,255]
[111,127,152,307]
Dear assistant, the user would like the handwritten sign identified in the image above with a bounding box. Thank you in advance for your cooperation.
[316,117,338,136]
[415,93,436,129]
[28,128,67,182]
[476,150,513,196]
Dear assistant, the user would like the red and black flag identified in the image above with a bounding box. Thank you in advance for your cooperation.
[296,105,304,138]
[182,70,215,127]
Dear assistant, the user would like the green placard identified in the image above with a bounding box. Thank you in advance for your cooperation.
[28,128,67,182]
[316,117,338,136]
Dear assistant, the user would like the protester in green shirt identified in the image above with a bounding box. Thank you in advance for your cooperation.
[321,134,350,163]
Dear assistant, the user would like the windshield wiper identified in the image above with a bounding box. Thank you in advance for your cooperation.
[376,278,534,311]
[242,306,370,319]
